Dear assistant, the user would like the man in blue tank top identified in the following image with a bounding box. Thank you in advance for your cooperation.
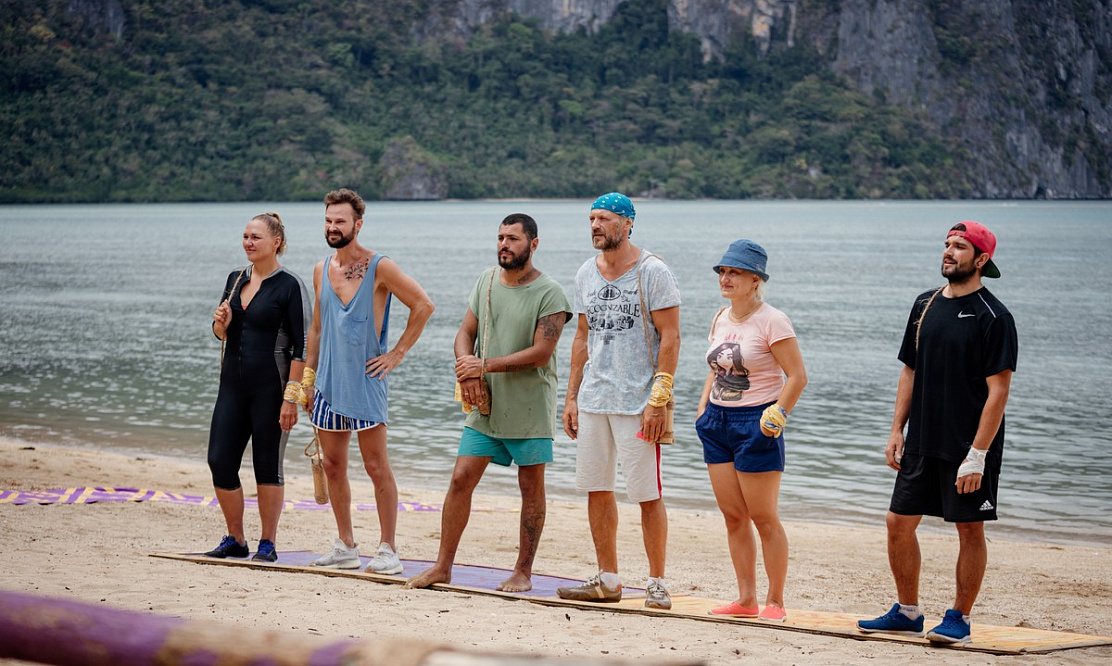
[302,188,435,574]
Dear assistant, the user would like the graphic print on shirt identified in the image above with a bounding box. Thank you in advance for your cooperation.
[708,341,750,401]
[586,283,641,345]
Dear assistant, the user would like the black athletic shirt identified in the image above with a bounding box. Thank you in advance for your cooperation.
[218,266,311,381]
[897,287,1018,468]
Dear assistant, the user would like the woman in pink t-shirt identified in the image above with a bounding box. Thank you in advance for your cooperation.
[695,239,808,622]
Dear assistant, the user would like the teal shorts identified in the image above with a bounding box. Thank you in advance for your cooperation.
[458,427,553,467]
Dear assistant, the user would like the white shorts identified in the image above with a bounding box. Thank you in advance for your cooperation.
[574,412,663,503]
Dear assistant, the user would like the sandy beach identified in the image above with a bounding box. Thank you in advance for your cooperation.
[1,437,1109,665]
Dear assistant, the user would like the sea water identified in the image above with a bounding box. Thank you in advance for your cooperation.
[1,200,1109,544]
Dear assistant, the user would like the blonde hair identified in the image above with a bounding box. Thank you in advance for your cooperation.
[252,212,287,255]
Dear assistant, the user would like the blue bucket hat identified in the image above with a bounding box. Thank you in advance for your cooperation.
[590,192,635,221]
[714,239,769,281]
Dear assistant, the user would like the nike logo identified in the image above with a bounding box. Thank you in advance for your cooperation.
[958,312,975,318]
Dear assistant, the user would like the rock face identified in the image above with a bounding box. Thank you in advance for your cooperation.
[824,0,1110,198]
[437,0,1110,198]
[379,136,449,201]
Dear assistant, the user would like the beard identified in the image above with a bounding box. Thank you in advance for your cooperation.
[326,229,355,249]
[498,247,532,270]
[592,231,623,251]
[942,259,978,283]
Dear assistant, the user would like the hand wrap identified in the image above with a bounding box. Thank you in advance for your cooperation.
[298,367,317,407]
[283,381,302,404]
[957,446,988,478]
[648,372,674,408]
[760,403,788,437]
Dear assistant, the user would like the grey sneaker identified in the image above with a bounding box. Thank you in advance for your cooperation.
[311,539,361,569]
[366,542,403,575]
[644,580,672,610]
[556,574,622,602]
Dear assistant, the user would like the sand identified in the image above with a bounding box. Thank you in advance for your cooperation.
[1,437,1109,665]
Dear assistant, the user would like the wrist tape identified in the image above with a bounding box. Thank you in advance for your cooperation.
[957,446,988,478]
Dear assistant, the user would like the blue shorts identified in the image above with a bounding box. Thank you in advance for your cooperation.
[695,401,785,473]
[310,390,381,432]
[458,427,553,467]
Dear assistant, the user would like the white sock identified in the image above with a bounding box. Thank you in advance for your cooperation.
[898,604,922,619]
[599,571,621,589]
[647,576,667,589]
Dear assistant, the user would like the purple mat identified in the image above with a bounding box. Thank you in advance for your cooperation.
[2,487,510,512]
[185,551,644,599]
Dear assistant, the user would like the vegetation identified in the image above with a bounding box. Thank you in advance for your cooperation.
[0,0,971,202]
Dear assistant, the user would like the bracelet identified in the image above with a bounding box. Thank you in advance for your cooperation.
[301,367,316,389]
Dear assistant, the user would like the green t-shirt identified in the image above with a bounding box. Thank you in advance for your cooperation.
[464,267,572,439]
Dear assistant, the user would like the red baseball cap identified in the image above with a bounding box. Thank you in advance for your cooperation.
[947,220,1000,278]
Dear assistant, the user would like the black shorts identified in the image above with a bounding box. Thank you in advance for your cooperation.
[889,452,998,523]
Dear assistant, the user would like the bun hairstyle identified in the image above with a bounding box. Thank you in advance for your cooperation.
[253,211,287,255]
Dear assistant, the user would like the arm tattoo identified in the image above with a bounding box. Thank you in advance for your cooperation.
[539,313,563,341]
[344,259,369,281]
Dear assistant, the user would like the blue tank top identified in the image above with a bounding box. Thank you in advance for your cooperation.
[316,253,392,422]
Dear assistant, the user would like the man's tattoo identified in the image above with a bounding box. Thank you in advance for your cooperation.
[539,313,563,341]
[515,268,539,285]
[519,509,545,567]
[344,259,368,281]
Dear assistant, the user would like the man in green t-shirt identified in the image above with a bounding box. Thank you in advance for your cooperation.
[406,213,572,592]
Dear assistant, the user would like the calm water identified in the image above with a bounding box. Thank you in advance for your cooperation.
[1,201,1110,544]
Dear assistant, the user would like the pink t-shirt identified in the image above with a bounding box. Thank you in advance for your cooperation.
[705,303,796,407]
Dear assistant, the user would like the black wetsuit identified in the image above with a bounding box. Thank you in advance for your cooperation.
[207,266,311,489]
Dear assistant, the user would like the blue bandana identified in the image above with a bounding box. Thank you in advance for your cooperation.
[590,192,635,221]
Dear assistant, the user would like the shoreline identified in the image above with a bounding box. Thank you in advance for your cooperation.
[2,438,1110,665]
[3,432,1108,550]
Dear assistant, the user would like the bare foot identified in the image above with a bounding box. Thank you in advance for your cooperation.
[404,566,452,589]
[496,571,532,593]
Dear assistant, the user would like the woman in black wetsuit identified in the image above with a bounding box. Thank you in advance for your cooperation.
[205,212,311,562]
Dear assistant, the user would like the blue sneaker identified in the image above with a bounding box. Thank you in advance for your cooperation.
[926,609,971,645]
[251,539,278,562]
[204,535,249,558]
[857,603,925,636]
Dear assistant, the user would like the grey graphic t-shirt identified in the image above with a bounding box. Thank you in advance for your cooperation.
[573,252,682,414]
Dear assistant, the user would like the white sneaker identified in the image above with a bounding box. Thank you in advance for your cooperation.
[311,539,361,569]
[365,542,403,575]
[644,579,672,610]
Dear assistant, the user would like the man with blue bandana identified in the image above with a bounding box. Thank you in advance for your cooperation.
[559,192,682,610]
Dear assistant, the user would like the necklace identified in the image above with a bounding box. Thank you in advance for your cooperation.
[728,301,761,323]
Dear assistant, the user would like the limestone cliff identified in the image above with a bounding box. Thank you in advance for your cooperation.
[432,0,1110,198]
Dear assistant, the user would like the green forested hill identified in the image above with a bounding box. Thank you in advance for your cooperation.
[1,0,969,202]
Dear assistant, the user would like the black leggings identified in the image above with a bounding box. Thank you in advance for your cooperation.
[207,360,288,489]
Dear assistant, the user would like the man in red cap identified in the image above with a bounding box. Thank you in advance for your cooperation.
[857,221,1018,645]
